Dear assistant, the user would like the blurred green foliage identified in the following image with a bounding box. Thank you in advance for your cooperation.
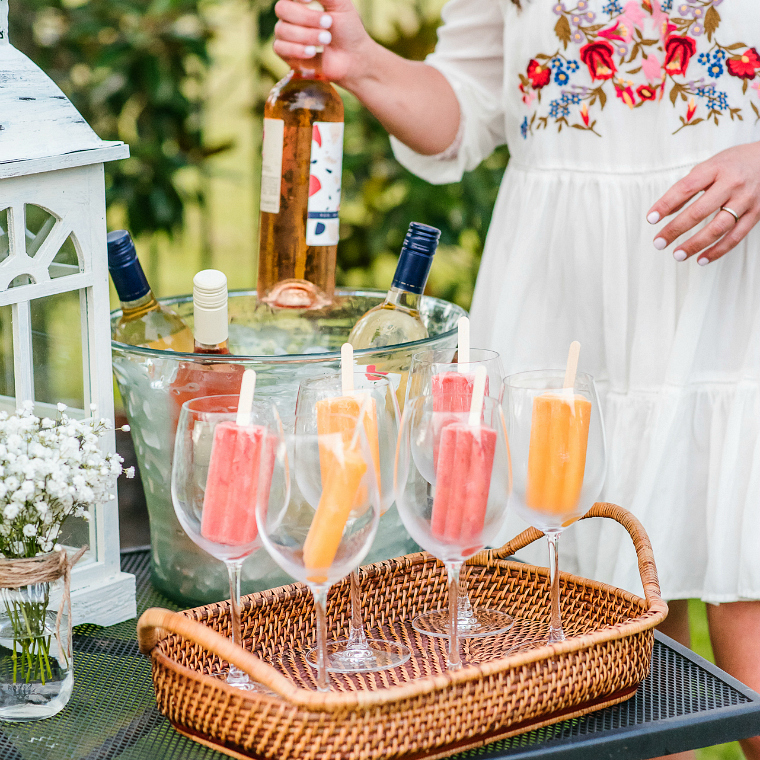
[10,0,507,309]
[10,0,219,238]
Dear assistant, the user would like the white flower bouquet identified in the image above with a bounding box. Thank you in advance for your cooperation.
[0,402,134,689]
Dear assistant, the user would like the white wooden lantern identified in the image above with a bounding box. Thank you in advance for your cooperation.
[0,0,135,625]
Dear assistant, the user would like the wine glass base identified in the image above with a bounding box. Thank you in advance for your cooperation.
[412,608,514,639]
[223,666,272,693]
[306,639,411,673]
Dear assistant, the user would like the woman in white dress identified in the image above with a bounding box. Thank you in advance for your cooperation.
[273,1,760,756]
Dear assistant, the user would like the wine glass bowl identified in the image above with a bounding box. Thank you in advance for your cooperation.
[256,415,382,690]
[503,370,606,533]
[406,348,504,406]
[293,375,410,672]
[503,369,606,643]
[405,348,512,639]
[171,393,282,690]
[395,394,512,667]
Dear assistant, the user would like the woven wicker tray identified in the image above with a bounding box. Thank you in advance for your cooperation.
[138,502,668,760]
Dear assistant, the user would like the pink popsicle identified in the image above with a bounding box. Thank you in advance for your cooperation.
[431,422,497,547]
[201,421,275,546]
[432,372,490,413]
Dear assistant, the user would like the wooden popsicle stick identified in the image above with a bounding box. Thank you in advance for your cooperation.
[236,369,256,426]
[457,316,470,369]
[563,341,581,390]
[341,343,354,393]
[468,365,487,426]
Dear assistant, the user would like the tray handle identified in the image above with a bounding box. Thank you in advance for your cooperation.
[483,502,666,613]
[137,607,302,701]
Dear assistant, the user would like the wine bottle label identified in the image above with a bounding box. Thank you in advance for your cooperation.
[306,121,343,247]
[260,118,284,214]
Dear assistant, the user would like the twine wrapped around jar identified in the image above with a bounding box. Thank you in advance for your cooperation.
[0,546,87,659]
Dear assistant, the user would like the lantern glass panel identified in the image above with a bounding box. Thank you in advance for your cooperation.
[31,290,84,410]
[0,305,14,399]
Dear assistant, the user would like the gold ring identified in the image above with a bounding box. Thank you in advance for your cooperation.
[720,205,740,223]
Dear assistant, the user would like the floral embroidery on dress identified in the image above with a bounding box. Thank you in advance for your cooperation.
[519,0,760,138]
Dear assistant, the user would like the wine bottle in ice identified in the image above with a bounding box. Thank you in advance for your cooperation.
[257,30,344,310]
[107,230,193,352]
[348,223,440,349]
[170,270,244,425]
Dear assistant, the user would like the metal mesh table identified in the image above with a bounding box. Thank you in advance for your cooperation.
[0,547,757,760]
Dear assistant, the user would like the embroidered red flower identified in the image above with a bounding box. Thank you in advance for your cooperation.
[663,35,696,76]
[580,41,616,81]
[726,48,760,79]
[637,84,657,101]
[526,59,551,89]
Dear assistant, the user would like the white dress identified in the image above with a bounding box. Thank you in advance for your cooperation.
[392,0,760,603]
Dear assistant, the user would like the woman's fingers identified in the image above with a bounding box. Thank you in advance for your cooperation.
[275,20,332,47]
[275,0,332,29]
[669,205,747,261]
[646,163,716,225]
[694,209,760,265]
[651,185,730,250]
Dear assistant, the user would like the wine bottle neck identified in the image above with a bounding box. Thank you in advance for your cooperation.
[385,287,422,312]
[194,340,230,355]
[292,52,326,81]
[121,291,161,319]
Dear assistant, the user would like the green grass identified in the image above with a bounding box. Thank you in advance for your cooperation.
[691,599,744,760]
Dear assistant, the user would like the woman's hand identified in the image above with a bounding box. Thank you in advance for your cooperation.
[273,0,373,87]
[646,141,760,265]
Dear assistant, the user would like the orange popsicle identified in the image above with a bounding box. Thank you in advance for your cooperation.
[315,394,380,485]
[526,392,591,515]
[303,436,368,575]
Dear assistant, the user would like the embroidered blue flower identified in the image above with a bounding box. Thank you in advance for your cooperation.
[566,60,580,73]
[715,91,729,110]
[554,69,570,85]
[602,0,622,14]
[661,0,673,9]
[549,99,570,119]
[550,55,564,69]
[713,48,727,61]
[698,52,710,65]
[561,91,583,105]
[521,116,529,139]
[707,60,724,78]
[696,85,716,98]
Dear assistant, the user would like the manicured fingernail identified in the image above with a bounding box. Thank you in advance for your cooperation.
[698,257,710,266]
[647,211,660,224]
[320,14,333,28]
[304,45,316,57]
[654,237,667,250]
[673,249,686,261]
[318,30,332,44]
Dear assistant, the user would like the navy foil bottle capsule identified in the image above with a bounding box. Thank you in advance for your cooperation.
[107,230,151,303]
[391,223,441,295]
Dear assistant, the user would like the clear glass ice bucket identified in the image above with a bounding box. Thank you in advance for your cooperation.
[111,288,466,605]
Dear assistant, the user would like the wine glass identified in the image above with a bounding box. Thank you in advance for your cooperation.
[171,394,282,690]
[256,413,381,691]
[406,347,511,638]
[295,371,410,672]
[394,394,511,669]
[502,370,606,643]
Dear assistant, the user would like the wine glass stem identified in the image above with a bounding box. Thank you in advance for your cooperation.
[312,587,329,692]
[447,562,463,670]
[227,560,244,649]
[547,531,565,643]
[348,568,368,648]
[225,560,251,685]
